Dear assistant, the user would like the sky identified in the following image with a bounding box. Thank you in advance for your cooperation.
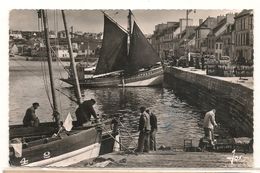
[9,9,242,35]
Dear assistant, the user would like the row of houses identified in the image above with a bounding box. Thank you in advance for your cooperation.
[10,29,103,40]
[9,30,103,60]
[151,10,254,65]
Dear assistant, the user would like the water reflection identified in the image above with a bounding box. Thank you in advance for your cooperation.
[80,87,205,148]
[10,60,206,148]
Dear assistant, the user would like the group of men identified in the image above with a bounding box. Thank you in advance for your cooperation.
[137,106,158,153]
[23,100,217,150]
[23,99,98,128]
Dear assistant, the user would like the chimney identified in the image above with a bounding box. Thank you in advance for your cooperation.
[199,19,203,25]
[226,13,235,24]
[217,15,225,23]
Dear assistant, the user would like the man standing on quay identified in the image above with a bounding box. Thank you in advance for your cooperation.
[137,107,151,153]
[203,109,218,146]
[146,109,157,151]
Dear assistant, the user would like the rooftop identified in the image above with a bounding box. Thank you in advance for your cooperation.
[235,9,253,19]
[196,17,217,30]
[212,18,227,34]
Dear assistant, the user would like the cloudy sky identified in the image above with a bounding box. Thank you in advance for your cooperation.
[9,9,241,34]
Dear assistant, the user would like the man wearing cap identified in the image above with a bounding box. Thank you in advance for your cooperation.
[23,102,40,127]
[75,99,98,126]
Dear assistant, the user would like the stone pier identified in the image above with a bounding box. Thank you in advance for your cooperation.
[164,66,253,137]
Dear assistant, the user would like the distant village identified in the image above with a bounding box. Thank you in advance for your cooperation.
[9,27,103,61]
[10,9,253,67]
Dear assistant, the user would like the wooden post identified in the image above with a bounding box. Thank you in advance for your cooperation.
[61,10,82,104]
[42,10,60,126]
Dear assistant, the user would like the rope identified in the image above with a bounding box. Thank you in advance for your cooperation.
[39,11,54,111]
[116,119,138,148]
[56,88,78,104]
[53,9,63,116]
[101,126,137,155]
[40,56,54,110]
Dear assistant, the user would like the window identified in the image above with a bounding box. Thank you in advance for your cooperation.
[245,17,248,30]
[246,32,250,45]
[216,44,218,49]
[220,44,222,49]
[240,34,242,46]
[244,33,246,45]
[241,19,243,30]
[244,18,246,30]
[241,34,243,46]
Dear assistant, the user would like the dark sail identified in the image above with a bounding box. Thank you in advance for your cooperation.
[95,15,128,75]
[127,22,161,73]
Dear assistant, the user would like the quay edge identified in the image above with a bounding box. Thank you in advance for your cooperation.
[164,66,253,137]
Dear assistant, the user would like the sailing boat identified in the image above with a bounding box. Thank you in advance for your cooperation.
[9,10,117,167]
[61,10,163,87]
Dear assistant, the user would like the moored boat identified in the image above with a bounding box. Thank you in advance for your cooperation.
[9,10,118,167]
[61,10,163,87]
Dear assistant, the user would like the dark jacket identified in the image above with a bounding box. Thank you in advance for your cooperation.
[150,112,157,131]
[23,106,38,127]
[75,100,97,126]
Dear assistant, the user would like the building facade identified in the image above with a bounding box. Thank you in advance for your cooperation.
[234,10,253,65]
[195,17,217,53]
[221,24,236,63]
[206,13,235,56]
[152,22,180,59]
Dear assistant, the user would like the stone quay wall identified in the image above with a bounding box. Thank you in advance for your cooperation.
[164,67,253,137]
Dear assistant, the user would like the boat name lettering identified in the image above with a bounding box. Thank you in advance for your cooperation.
[20,158,29,165]
[43,151,51,159]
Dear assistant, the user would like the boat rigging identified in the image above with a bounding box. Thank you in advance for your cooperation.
[61,10,163,87]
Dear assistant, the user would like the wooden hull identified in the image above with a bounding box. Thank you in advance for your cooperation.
[61,66,163,87]
[9,120,116,167]
[99,132,120,155]
[10,127,101,167]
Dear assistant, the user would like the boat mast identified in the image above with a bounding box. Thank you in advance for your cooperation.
[127,10,132,55]
[61,10,82,104]
[41,10,60,126]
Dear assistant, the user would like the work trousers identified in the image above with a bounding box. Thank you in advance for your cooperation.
[204,127,214,143]
[137,130,150,152]
[150,130,157,151]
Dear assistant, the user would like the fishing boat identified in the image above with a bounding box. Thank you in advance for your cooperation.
[61,10,163,87]
[9,10,118,167]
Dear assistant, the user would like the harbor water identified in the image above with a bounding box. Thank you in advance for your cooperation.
[9,57,231,148]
